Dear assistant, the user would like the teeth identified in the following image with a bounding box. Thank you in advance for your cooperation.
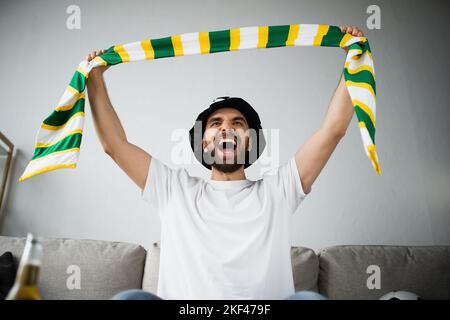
[219,138,236,145]
[217,139,236,151]
[216,137,237,153]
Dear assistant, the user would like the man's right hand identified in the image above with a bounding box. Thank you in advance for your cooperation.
[86,49,110,76]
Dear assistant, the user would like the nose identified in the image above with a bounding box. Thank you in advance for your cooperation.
[220,119,233,131]
[221,127,234,136]
[218,128,235,142]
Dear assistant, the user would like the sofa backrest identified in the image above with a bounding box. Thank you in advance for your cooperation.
[4,235,448,300]
[0,236,146,300]
[318,245,450,300]
[142,242,320,294]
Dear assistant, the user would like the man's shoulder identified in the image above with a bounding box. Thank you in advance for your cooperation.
[261,158,295,178]
[156,159,205,185]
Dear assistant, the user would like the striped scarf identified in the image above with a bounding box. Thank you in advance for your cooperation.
[19,24,380,182]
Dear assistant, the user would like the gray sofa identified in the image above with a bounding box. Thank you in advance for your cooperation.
[1,236,449,300]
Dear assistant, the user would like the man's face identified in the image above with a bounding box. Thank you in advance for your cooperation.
[202,108,251,173]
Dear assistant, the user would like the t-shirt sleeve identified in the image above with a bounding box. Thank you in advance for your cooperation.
[262,156,308,214]
[141,157,176,210]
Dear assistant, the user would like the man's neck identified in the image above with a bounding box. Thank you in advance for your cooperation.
[210,167,246,181]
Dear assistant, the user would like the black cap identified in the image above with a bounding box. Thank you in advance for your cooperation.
[189,97,266,170]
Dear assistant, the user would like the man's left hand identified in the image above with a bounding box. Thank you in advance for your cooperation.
[340,25,364,52]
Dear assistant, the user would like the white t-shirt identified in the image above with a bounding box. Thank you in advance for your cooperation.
[141,157,307,299]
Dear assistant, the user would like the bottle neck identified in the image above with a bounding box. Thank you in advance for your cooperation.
[17,238,42,286]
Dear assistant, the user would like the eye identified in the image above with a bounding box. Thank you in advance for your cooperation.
[210,121,220,127]
[233,120,243,126]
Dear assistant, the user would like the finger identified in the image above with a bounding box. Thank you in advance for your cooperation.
[88,51,97,61]
[352,26,359,36]
[357,31,363,37]
[340,26,346,32]
[347,26,353,34]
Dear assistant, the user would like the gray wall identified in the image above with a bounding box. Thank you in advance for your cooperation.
[0,0,449,251]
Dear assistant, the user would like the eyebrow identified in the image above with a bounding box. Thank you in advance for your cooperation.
[232,116,248,124]
[207,116,248,125]
[207,116,223,125]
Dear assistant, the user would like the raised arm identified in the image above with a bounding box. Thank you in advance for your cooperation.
[295,26,364,194]
[86,49,151,191]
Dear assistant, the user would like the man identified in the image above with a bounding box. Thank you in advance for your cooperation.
[86,26,364,300]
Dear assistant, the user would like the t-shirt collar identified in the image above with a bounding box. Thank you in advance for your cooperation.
[206,178,253,190]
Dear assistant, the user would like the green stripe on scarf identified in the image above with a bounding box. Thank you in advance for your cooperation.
[267,25,290,48]
[209,30,231,53]
[43,98,84,127]
[355,106,376,142]
[69,71,86,93]
[320,25,344,46]
[152,37,175,59]
[343,68,376,95]
[32,132,82,160]
[102,46,123,65]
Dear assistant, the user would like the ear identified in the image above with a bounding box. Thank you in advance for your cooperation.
[247,137,252,151]
[202,139,208,152]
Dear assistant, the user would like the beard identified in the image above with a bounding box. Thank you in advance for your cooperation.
[211,162,244,173]
[209,147,245,173]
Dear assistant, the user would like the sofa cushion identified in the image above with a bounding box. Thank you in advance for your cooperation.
[291,247,319,292]
[318,245,450,300]
[0,236,146,300]
[142,242,161,294]
[142,243,319,294]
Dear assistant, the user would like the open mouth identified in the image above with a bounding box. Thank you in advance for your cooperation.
[217,139,237,156]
